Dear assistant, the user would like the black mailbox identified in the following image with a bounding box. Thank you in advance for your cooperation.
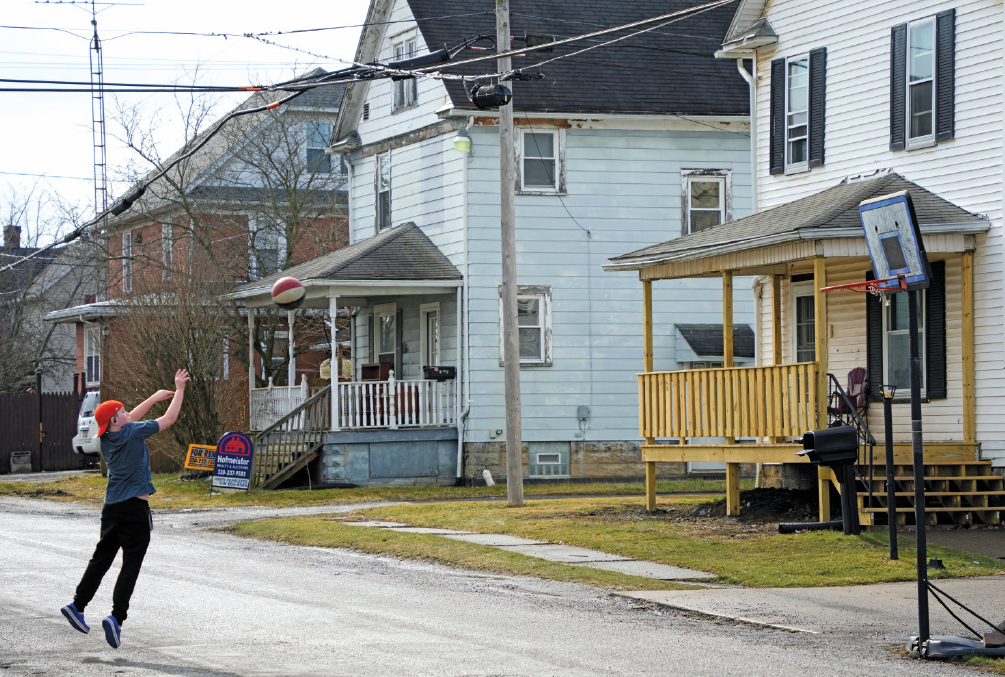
[423,365,457,382]
[798,426,859,467]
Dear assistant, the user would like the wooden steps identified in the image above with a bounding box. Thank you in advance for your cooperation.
[856,461,1005,527]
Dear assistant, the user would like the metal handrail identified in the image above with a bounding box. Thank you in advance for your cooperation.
[250,385,331,489]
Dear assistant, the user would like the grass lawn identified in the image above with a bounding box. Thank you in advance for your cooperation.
[234,496,1005,590]
[0,471,752,510]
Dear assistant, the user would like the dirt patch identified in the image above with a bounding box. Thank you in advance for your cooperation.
[682,488,832,524]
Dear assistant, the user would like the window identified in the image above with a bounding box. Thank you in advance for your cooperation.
[249,218,286,279]
[866,261,946,401]
[392,38,417,111]
[85,326,101,385]
[499,285,552,366]
[376,153,391,231]
[883,290,926,395]
[374,303,397,368]
[161,224,173,280]
[122,232,132,293]
[307,122,331,174]
[682,170,731,234]
[791,280,815,363]
[520,129,560,192]
[420,303,440,368]
[770,48,826,174]
[890,11,955,150]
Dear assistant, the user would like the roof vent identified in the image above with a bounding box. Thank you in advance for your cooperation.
[363,103,370,121]
[839,168,891,185]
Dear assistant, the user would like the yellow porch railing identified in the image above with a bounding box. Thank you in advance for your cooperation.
[638,362,819,439]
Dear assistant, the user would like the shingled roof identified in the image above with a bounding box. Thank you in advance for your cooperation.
[231,222,461,298]
[408,0,748,115]
[676,323,754,358]
[607,172,988,269]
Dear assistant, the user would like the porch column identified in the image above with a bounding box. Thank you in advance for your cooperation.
[770,275,783,445]
[813,257,830,522]
[723,270,739,516]
[248,307,255,392]
[330,295,340,432]
[643,279,656,512]
[287,309,296,388]
[962,251,976,444]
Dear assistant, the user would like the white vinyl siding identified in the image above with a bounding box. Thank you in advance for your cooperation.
[753,0,1002,447]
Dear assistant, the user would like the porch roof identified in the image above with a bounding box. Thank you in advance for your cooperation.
[227,222,462,308]
[605,172,988,275]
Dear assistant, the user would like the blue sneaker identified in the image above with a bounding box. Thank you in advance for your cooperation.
[60,603,89,634]
[101,616,121,648]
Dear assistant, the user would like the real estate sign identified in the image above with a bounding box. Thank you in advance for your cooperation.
[184,444,217,471]
[211,432,254,491]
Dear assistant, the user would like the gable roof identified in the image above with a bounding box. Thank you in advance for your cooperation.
[110,70,345,227]
[606,172,989,270]
[723,0,768,42]
[230,222,461,298]
[676,323,755,358]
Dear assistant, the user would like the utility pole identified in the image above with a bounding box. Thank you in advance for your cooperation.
[497,0,523,507]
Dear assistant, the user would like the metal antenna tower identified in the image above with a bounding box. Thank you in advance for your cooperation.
[89,3,108,227]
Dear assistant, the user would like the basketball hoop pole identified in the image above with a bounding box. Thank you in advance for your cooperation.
[909,289,929,643]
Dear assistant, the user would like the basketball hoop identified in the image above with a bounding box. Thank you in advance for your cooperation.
[820,274,906,297]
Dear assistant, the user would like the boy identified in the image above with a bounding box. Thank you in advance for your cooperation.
[61,369,189,648]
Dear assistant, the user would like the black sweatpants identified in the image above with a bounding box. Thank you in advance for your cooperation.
[73,497,152,625]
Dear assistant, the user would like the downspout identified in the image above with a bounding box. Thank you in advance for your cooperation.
[736,57,758,214]
[457,116,474,479]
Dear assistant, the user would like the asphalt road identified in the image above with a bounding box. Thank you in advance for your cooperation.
[0,497,975,676]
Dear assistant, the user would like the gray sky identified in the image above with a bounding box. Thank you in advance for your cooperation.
[2,0,368,243]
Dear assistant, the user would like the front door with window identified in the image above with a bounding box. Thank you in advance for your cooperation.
[791,281,816,363]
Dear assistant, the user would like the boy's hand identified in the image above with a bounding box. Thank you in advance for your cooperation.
[175,369,190,391]
[151,389,174,402]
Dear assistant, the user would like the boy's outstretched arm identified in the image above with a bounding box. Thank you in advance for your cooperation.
[128,388,175,421]
[156,369,190,432]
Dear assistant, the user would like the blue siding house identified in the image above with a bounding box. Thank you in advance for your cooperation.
[231,0,757,486]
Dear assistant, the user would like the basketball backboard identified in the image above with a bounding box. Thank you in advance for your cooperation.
[858,190,931,292]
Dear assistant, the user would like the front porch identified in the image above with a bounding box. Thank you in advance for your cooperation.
[608,173,990,522]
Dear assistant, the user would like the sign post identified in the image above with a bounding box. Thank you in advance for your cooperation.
[211,431,254,492]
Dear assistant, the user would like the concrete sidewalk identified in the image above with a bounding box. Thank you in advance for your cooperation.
[619,577,1004,640]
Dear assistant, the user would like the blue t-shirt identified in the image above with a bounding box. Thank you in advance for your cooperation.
[101,420,160,504]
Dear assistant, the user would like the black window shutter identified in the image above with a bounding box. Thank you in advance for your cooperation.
[890,23,907,151]
[926,260,947,399]
[865,271,884,402]
[368,313,374,363]
[395,308,403,376]
[808,47,826,168]
[935,9,955,142]
[769,58,786,175]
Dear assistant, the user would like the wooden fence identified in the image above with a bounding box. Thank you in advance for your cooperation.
[0,391,84,474]
[638,362,819,440]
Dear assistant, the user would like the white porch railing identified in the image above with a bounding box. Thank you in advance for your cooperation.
[250,376,311,432]
[335,372,456,430]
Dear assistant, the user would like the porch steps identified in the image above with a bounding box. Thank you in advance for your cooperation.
[855,461,1004,527]
[250,385,330,491]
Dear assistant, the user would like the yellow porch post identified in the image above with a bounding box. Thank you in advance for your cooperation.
[723,270,740,516]
[771,275,782,366]
[962,251,976,444]
[813,257,830,521]
[643,279,656,512]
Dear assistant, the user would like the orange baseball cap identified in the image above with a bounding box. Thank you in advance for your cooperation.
[94,400,124,437]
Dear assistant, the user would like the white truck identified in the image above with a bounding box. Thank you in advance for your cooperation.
[71,391,102,456]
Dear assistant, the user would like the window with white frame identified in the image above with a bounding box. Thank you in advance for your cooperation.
[376,153,391,231]
[375,303,396,367]
[791,280,816,363]
[420,303,440,368]
[85,326,101,385]
[392,38,418,111]
[122,232,132,293]
[907,18,935,145]
[249,218,286,279]
[786,56,809,170]
[307,122,331,174]
[499,286,552,366]
[883,290,926,395]
[682,170,730,235]
[161,224,173,280]
[520,129,561,192]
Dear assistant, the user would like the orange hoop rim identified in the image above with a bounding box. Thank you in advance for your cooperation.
[819,275,907,295]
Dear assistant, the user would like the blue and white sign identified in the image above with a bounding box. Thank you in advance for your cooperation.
[211,431,254,491]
